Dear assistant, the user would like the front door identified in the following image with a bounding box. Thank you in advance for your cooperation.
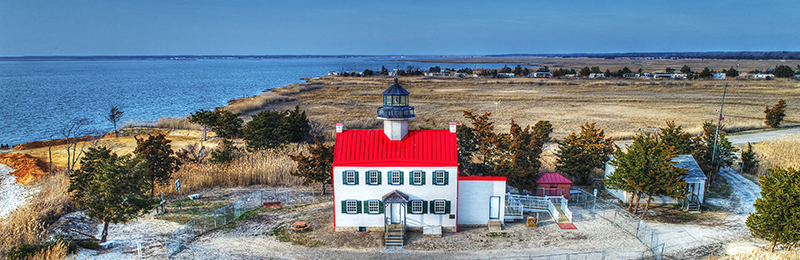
[490,196,500,219]
[391,203,402,224]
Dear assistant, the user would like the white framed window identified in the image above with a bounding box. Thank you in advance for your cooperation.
[434,200,446,214]
[434,170,448,185]
[368,171,380,185]
[346,200,358,214]
[412,171,424,185]
[411,201,423,214]
[389,171,403,185]
[344,171,358,185]
[368,200,380,214]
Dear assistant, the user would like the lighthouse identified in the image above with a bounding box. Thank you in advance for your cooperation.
[377,78,415,141]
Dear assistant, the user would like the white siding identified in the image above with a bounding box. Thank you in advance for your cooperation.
[457,180,506,225]
[334,166,458,228]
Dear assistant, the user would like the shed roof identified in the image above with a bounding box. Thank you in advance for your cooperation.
[536,172,573,184]
[673,154,707,181]
[333,129,457,167]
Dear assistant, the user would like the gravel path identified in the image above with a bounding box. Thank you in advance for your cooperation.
[717,168,761,214]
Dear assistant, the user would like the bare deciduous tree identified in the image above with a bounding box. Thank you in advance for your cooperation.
[63,118,93,173]
[106,105,124,137]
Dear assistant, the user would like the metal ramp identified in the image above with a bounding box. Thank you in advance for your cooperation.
[505,193,573,223]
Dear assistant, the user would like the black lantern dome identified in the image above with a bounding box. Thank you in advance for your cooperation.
[377,78,415,120]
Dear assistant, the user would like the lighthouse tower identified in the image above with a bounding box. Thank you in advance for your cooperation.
[377,78,415,141]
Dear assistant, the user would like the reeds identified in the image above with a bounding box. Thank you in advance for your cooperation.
[121,117,200,130]
[754,134,800,175]
[0,171,73,256]
[223,92,297,115]
[154,144,306,196]
[705,248,800,260]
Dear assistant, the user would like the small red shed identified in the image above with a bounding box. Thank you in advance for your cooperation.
[535,172,573,199]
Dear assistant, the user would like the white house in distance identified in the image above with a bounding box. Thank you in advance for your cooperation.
[332,79,506,245]
[604,154,707,210]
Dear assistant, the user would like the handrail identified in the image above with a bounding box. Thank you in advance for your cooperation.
[560,196,573,222]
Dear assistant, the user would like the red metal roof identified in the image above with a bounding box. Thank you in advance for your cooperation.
[536,172,573,184]
[333,129,457,167]
[458,176,507,182]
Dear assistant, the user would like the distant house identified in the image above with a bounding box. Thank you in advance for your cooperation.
[588,73,605,78]
[498,73,515,77]
[328,71,341,76]
[622,73,640,78]
[671,73,687,79]
[388,69,399,77]
[711,73,726,79]
[642,73,653,78]
[425,72,449,77]
[531,72,553,78]
[604,155,707,209]
[753,73,775,79]
[564,74,577,78]
[455,73,468,77]
[653,73,672,79]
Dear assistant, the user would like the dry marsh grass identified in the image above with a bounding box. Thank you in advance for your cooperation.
[154,144,306,196]
[705,248,800,260]
[223,92,297,116]
[121,117,200,131]
[253,76,800,140]
[753,134,800,175]
[0,171,73,256]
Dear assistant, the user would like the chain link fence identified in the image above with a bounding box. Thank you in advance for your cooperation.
[165,244,292,260]
[569,190,664,260]
[164,185,332,258]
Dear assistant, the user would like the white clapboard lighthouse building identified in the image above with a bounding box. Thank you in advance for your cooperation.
[332,79,506,244]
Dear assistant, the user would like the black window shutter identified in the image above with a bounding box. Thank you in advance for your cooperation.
[444,171,449,185]
[379,201,384,214]
[445,200,451,214]
[407,201,413,213]
[400,171,404,185]
[429,200,435,213]
[356,200,362,213]
[422,201,428,214]
[341,200,347,213]
[354,172,359,185]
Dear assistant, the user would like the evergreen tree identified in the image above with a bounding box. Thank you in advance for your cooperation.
[69,147,153,242]
[244,109,289,150]
[209,139,237,165]
[494,119,552,192]
[680,65,692,74]
[725,66,739,77]
[579,67,591,77]
[590,66,602,73]
[621,66,633,74]
[289,136,334,195]
[692,122,737,184]
[555,122,615,185]
[741,142,758,174]
[764,99,787,128]
[213,110,244,139]
[773,65,795,78]
[699,67,712,78]
[284,106,311,142]
[607,132,688,216]
[659,121,693,154]
[134,133,182,198]
[746,167,800,252]
[459,111,500,176]
[189,109,218,141]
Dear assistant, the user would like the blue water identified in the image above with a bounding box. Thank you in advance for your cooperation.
[0,58,521,146]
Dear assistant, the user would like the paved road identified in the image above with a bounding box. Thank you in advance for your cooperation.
[726,127,800,144]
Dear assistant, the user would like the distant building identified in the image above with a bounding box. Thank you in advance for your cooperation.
[498,73,515,77]
[642,73,653,78]
[531,72,553,78]
[588,73,605,78]
[388,69,399,77]
[564,74,577,78]
[622,73,640,78]
[671,73,687,79]
[455,73,468,77]
[711,73,726,79]
[753,73,775,79]
[653,73,672,79]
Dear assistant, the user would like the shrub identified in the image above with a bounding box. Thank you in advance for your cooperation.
[764,99,787,128]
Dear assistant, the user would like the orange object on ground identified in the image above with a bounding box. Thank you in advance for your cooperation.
[291,221,311,232]
[557,223,577,230]
[263,201,281,208]
[526,216,537,227]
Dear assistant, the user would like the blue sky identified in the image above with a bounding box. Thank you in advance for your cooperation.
[1,0,798,56]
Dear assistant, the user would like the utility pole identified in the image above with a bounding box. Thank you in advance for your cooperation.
[710,83,728,186]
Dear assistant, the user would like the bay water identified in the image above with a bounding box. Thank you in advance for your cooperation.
[0,58,516,146]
